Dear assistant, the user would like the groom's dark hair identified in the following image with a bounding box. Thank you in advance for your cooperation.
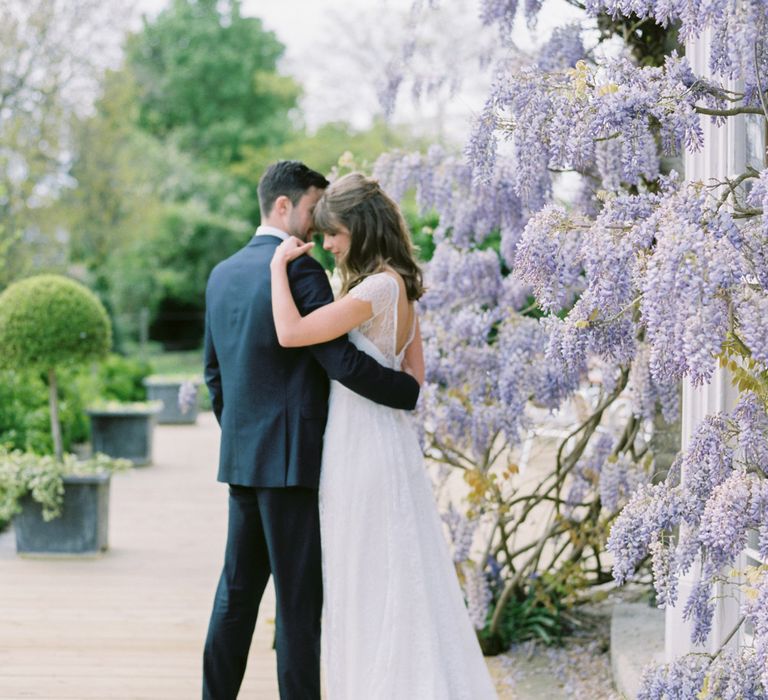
[258,160,329,217]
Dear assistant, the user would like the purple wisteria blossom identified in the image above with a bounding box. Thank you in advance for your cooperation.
[378,60,404,119]
[515,205,583,313]
[648,539,677,608]
[468,53,711,197]
[627,344,680,423]
[513,177,762,395]
[177,380,197,415]
[441,502,479,563]
[607,395,768,661]
[374,149,528,250]
[421,243,502,310]
[600,452,648,513]
[746,170,768,286]
[684,573,717,646]
[415,241,523,461]
[638,651,765,700]
[564,430,649,515]
[511,174,762,390]
[479,0,518,36]
[584,0,768,103]
[607,481,684,584]
[736,287,768,365]
[744,572,768,691]
[536,24,586,72]
[463,562,493,629]
[698,471,754,570]
[539,315,590,405]
[566,431,615,513]
[638,185,747,386]
[733,392,768,476]
[677,414,734,521]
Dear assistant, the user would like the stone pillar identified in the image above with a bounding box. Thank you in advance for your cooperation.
[664,28,744,661]
[665,368,740,658]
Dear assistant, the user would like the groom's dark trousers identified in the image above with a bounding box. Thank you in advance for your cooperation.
[202,234,419,700]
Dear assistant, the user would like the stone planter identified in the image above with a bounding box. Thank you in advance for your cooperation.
[143,376,200,424]
[14,473,111,556]
[87,402,162,466]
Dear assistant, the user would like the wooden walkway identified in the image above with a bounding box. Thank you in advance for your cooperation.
[0,412,279,699]
[0,412,511,699]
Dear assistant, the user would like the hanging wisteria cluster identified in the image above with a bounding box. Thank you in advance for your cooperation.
[411,240,536,461]
[565,431,650,515]
[374,142,663,642]
[608,392,768,695]
[466,53,724,203]
[472,0,768,102]
[378,0,768,682]
[584,0,768,102]
[374,145,528,250]
[517,176,768,389]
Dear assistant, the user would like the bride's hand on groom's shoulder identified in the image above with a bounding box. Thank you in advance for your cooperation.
[271,236,314,268]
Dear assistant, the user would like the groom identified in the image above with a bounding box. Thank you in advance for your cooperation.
[202,160,420,699]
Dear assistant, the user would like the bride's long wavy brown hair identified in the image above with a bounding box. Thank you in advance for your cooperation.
[312,172,425,301]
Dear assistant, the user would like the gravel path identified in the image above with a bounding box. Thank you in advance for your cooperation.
[487,601,626,699]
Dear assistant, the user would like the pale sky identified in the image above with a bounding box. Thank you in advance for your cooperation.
[129,0,583,141]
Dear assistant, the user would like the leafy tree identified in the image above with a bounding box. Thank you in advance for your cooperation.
[0,0,127,287]
[61,70,156,277]
[127,0,300,167]
[233,120,427,186]
[57,62,254,348]
[104,200,251,349]
[56,0,302,348]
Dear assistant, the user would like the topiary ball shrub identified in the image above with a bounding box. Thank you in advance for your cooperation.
[0,275,112,461]
[0,274,111,370]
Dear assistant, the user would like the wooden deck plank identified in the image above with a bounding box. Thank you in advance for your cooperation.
[0,412,280,699]
[0,411,509,699]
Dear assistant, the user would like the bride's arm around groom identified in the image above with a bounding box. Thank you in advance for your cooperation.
[285,249,420,408]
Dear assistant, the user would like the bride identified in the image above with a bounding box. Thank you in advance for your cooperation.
[269,172,498,699]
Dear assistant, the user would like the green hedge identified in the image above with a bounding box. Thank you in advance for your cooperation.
[98,354,152,402]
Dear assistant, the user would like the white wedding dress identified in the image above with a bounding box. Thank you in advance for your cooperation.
[319,272,498,699]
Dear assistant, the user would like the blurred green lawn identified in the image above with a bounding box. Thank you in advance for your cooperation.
[148,350,203,378]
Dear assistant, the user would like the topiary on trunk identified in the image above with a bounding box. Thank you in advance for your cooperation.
[0,275,111,461]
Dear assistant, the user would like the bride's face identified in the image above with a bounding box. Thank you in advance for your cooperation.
[322,225,352,264]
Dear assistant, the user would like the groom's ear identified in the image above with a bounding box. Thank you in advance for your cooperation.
[273,195,292,216]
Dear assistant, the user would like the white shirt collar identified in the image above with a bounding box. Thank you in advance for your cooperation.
[254,225,289,241]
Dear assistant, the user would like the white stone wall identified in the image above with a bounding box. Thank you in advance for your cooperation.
[664,29,755,661]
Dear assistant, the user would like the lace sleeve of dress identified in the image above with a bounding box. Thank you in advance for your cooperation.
[347,273,398,317]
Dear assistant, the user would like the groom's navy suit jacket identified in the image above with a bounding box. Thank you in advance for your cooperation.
[203,234,420,489]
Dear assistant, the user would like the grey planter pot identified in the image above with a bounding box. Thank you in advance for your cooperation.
[88,405,160,466]
[14,473,110,556]
[144,377,199,424]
